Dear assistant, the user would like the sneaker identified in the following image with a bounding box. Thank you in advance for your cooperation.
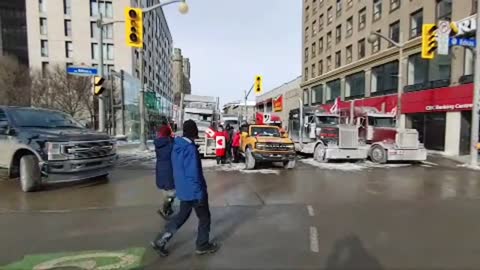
[195,242,220,255]
[150,241,169,257]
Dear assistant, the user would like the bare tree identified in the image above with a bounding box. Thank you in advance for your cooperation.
[0,55,31,106]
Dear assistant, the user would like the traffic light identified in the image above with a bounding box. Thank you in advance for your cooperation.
[254,75,263,95]
[125,7,143,48]
[421,24,438,59]
[94,76,105,96]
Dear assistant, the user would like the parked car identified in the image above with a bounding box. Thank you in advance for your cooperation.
[0,106,117,192]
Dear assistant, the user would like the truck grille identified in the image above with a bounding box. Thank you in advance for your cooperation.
[65,140,115,159]
[338,126,359,149]
[396,129,419,149]
[264,143,292,151]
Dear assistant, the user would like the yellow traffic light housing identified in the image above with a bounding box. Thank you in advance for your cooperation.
[254,75,263,95]
[125,7,143,48]
[94,76,105,96]
[421,24,438,59]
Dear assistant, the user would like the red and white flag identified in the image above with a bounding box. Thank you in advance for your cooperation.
[330,97,339,114]
[205,127,215,138]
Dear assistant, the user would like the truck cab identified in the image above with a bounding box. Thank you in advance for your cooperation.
[0,106,117,192]
[240,125,296,169]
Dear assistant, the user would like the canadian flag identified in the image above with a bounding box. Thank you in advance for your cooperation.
[329,97,339,114]
[205,127,215,138]
[390,106,397,115]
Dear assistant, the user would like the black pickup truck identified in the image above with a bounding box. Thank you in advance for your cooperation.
[0,106,117,192]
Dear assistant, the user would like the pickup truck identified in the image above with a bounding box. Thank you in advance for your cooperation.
[240,124,296,169]
[0,106,117,192]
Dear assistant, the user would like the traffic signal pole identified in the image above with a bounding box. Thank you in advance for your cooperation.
[470,1,480,167]
[138,48,147,151]
[243,84,254,122]
[97,13,105,132]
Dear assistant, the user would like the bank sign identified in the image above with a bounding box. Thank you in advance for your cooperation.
[425,103,473,111]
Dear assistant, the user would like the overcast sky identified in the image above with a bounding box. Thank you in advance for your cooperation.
[164,0,302,104]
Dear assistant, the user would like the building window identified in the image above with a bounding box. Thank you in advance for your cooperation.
[303,89,310,104]
[91,22,99,38]
[41,62,49,75]
[346,72,365,97]
[389,20,400,46]
[319,37,324,52]
[407,53,451,85]
[372,30,381,53]
[436,0,452,20]
[64,20,72,37]
[64,0,71,15]
[312,20,318,36]
[327,31,332,48]
[312,0,317,14]
[39,0,46,13]
[305,6,310,21]
[390,0,400,11]
[327,79,341,101]
[65,41,73,58]
[358,39,365,59]
[304,47,309,62]
[359,8,366,30]
[473,0,478,14]
[319,14,324,30]
[41,40,48,57]
[336,25,342,43]
[40,18,47,35]
[312,42,317,58]
[371,60,398,93]
[346,45,352,63]
[346,17,353,37]
[305,27,309,42]
[91,43,99,60]
[335,51,341,68]
[305,68,309,81]
[373,0,382,21]
[312,64,316,78]
[103,24,113,39]
[465,48,475,76]
[410,9,423,39]
[347,0,353,8]
[327,6,333,24]
[90,0,98,16]
[326,56,332,71]
[319,60,323,75]
[407,53,428,85]
[100,1,113,18]
[312,84,324,104]
[336,0,342,16]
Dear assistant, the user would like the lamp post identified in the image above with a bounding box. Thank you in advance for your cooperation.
[368,31,405,129]
[137,0,189,151]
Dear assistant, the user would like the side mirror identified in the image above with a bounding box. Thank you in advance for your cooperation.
[0,120,9,135]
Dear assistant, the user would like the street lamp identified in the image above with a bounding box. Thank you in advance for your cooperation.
[367,31,405,129]
[138,0,189,151]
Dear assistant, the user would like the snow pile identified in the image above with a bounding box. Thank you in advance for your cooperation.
[457,164,480,171]
[217,163,280,175]
[301,159,412,171]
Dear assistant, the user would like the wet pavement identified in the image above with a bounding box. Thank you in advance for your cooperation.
[1,154,480,269]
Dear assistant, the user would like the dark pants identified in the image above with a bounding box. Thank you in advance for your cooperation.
[232,147,239,162]
[162,199,211,249]
[226,143,232,159]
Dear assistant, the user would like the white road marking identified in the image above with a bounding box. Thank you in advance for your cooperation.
[309,226,319,253]
[422,161,438,166]
[307,205,315,216]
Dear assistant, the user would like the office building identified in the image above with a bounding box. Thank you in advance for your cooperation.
[172,48,191,105]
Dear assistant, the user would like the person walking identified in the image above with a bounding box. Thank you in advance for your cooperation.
[232,129,241,163]
[215,125,227,164]
[151,120,219,257]
[225,123,234,161]
[154,124,175,219]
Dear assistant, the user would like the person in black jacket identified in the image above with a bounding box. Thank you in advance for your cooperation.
[154,124,175,219]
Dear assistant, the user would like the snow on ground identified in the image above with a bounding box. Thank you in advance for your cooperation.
[300,158,412,171]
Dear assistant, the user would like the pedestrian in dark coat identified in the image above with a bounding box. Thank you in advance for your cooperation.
[154,125,175,219]
[151,120,219,257]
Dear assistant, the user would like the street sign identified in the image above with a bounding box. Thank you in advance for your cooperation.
[450,37,477,48]
[67,66,98,76]
[437,21,451,55]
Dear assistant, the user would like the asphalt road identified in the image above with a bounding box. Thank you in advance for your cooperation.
[1,154,480,269]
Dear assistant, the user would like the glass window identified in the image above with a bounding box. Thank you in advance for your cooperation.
[305,67,309,81]
[429,54,451,82]
[99,1,113,18]
[90,0,98,16]
[40,18,47,35]
[436,0,452,20]
[335,51,341,68]
[303,89,310,104]
[336,25,342,43]
[465,48,475,75]
[336,0,342,15]
[318,60,323,75]
[372,61,398,93]
[373,0,382,21]
[103,24,113,39]
[313,0,317,14]
[304,47,309,62]
[346,17,353,37]
[312,21,318,36]
[346,71,365,97]
[312,64,316,78]
[390,0,400,11]
[305,6,309,21]
[65,41,73,58]
[312,42,316,58]
[327,79,341,100]
[410,9,423,38]
[9,109,83,128]
[319,14,324,30]
[358,39,365,59]
[91,22,99,38]
[319,37,324,52]
[0,109,6,122]
[327,31,332,48]
[327,6,333,24]
[372,30,381,53]
[64,20,72,37]
[312,84,324,104]
[473,0,478,14]
[346,45,352,63]
[64,0,71,15]
[91,43,98,60]
[407,53,427,85]
[41,40,48,57]
[347,0,353,8]
[389,20,400,45]
[359,8,366,30]
[39,0,46,13]
[41,62,49,75]
[305,27,309,42]
[326,55,332,71]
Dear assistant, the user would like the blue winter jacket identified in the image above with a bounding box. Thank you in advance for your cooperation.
[154,137,175,190]
[171,137,207,201]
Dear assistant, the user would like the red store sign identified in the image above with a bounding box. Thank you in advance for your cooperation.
[402,84,473,113]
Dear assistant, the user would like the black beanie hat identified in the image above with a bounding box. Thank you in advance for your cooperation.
[183,120,199,139]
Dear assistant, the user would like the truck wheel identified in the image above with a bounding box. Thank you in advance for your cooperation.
[314,144,328,163]
[283,159,296,169]
[20,155,41,192]
[245,148,256,170]
[370,145,387,164]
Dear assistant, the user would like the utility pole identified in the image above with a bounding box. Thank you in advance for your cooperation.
[470,1,480,166]
[138,49,147,151]
[97,13,105,133]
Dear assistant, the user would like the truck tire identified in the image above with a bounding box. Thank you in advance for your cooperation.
[20,155,41,192]
[314,143,328,163]
[370,145,387,164]
[283,159,296,169]
[245,147,256,170]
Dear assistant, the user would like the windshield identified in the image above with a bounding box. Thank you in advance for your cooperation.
[371,117,396,128]
[9,109,84,129]
[316,116,339,126]
[251,127,281,137]
[224,120,239,126]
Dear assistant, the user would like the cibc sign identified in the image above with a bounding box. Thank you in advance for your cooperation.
[426,103,473,111]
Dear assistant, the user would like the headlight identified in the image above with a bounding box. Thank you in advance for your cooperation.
[255,143,266,150]
[285,144,295,149]
[45,142,66,161]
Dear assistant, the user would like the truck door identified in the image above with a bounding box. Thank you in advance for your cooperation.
[0,109,11,177]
